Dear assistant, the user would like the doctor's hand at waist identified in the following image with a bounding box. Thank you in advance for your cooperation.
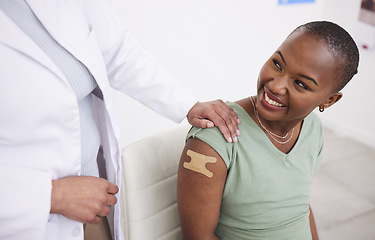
[50,176,119,224]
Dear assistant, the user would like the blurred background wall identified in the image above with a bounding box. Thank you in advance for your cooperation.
[106,0,375,149]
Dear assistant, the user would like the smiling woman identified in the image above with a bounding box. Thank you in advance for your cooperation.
[177,21,359,240]
[255,27,344,149]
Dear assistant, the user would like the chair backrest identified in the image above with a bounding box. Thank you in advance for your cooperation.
[120,124,191,240]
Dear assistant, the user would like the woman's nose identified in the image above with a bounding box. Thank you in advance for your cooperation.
[268,76,288,96]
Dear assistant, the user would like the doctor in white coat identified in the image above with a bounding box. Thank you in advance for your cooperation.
[0,0,240,240]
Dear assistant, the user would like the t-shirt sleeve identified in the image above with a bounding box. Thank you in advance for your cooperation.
[187,126,234,169]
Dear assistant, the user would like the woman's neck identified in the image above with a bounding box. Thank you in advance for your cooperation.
[236,97,303,154]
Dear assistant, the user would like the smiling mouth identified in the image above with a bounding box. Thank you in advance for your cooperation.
[264,91,285,107]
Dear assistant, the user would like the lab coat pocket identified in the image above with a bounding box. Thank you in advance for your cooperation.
[85,25,109,88]
[86,24,98,49]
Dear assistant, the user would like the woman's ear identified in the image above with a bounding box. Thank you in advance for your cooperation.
[322,92,343,109]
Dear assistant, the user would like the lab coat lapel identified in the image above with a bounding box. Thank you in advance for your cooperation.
[0,8,66,81]
[0,0,100,82]
[26,0,101,81]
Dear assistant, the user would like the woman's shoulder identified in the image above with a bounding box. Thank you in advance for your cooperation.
[187,99,250,142]
[187,125,228,146]
[304,111,323,130]
[301,112,324,146]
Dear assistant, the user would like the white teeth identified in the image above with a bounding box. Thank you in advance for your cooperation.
[265,92,284,107]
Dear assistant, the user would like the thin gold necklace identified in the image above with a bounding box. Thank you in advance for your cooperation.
[249,96,294,145]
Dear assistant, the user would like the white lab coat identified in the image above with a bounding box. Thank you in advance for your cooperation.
[0,0,197,239]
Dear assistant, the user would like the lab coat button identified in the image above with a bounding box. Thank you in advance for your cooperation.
[71,226,81,237]
[64,112,77,123]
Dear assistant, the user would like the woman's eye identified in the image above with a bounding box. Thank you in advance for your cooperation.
[272,59,282,71]
[295,80,309,90]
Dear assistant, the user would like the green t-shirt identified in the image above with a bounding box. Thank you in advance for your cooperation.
[187,102,323,240]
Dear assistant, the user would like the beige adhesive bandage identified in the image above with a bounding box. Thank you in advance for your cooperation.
[183,150,217,178]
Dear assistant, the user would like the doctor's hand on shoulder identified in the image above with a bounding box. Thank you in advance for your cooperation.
[187,100,240,143]
[50,176,118,224]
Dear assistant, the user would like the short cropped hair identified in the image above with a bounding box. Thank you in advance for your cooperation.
[293,21,359,92]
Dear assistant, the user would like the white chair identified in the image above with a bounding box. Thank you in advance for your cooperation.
[120,124,191,240]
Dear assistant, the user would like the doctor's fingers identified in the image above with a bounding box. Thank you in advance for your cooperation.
[83,204,111,223]
[106,182,119,195]
[207,100,240,143]
[96,204,111,218]
[106,193,118,207]
[84,213,102,224]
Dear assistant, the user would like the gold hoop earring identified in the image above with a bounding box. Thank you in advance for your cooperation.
[319,105,325,112]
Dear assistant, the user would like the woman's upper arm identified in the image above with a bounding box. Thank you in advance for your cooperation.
[177,137,228,240]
